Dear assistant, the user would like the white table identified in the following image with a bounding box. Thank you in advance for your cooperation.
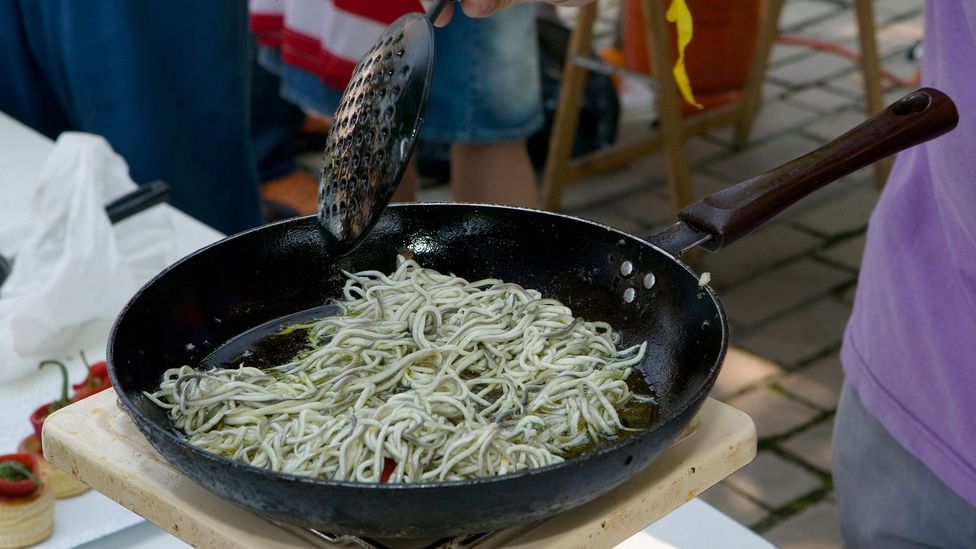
[0,111,773,549]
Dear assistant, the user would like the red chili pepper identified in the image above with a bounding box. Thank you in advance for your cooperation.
[380,458,397,483]
[70,350,112,401]
[28,405,50,442]
[29,360,73,440]
[0,453,41,498]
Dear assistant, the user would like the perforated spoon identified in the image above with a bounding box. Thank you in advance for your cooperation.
[317,0,454,255]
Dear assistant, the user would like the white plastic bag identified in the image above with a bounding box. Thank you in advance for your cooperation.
[0,133,177,381]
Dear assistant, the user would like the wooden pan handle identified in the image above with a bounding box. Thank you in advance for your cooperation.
[677,88,958,252]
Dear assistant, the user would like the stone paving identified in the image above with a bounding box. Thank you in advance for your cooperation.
[518,1,923,546]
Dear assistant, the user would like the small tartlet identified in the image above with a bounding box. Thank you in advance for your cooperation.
[18,435,89,499]
[0,453,54,548]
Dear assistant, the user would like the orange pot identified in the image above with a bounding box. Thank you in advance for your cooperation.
[622,0,763,113]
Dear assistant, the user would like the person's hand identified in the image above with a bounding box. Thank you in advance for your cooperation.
[425,0,593,27]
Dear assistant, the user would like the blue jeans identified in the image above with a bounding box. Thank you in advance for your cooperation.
[260,5,543,144]
[0,1,264,235]
[422,4,543,143]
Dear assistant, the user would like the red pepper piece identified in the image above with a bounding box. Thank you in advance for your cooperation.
[380,458,397,483]
[28,404,51,442]
[29,360,73,440]
[0,453,41,498]
[71,351,112,401]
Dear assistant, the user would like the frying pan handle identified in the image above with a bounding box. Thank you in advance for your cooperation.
[677,88,958,252]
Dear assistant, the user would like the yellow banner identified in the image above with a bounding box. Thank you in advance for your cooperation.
[666,0,702,109]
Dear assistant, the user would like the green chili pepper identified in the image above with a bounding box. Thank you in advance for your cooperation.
[39,360,72,413]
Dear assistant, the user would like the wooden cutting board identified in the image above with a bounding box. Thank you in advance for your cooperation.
[43,389,756,549]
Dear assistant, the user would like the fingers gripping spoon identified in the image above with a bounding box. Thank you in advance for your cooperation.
[317,0,454,255]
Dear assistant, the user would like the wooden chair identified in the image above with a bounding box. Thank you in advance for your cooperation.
[853,0,892,186]
[540,0,786,212]
[737,0,890,186]
[541,0,889,213]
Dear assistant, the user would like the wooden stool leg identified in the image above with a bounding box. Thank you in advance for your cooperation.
[855,0,892,187]
[540,4,597,211]
[734,0,786,147]
[644,0,693,211]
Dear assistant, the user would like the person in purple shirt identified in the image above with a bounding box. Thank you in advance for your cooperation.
[833,1,976,545]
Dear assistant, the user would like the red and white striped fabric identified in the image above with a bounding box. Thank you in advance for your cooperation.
[250,0,422,90]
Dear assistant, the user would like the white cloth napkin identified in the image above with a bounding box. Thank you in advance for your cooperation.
[0,132,177,382]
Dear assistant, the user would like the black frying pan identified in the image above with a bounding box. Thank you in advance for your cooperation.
[107,89,957,539]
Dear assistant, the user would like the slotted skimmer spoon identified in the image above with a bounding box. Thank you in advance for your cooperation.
[317,0,454,254]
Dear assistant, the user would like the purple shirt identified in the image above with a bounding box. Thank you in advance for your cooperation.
[842,2,976,505]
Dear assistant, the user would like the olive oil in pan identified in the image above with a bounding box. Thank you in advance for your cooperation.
[200,303,340,369]
[559,373,659,460]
